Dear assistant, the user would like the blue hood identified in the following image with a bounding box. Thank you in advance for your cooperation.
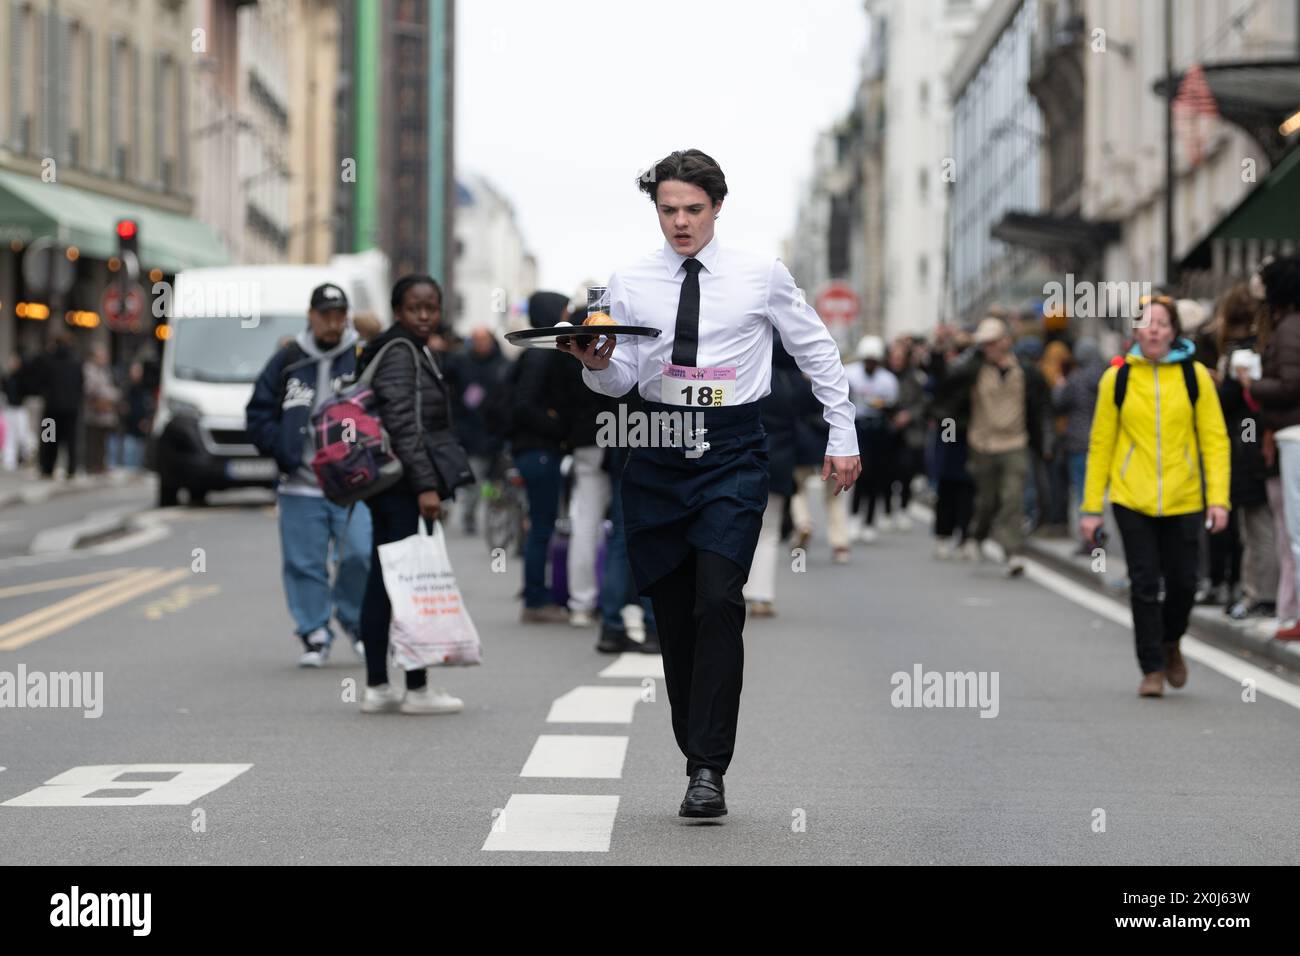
[1127,337,1196,365]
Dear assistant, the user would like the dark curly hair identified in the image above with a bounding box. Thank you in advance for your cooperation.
[636,149,728,206]
[1261,255,1300,313]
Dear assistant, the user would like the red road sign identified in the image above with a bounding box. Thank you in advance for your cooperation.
[101,285,145,332]
[815,282,859,325]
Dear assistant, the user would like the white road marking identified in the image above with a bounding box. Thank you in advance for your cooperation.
[481,794,620,852]
[520,735,629,779]
[598,653,665,679]
[546,686,645,724]
[1025,558,1300,710]
[2,763,252,807]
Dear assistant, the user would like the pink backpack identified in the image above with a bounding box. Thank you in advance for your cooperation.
[310,338,421,505]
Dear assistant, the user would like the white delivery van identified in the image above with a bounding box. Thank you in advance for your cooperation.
[148,254,390,507]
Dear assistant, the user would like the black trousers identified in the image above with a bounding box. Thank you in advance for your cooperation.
[645,549,747,777]
[38,410,78,477]
[359,486,428,691]
[934,478,975,541]
[1112,504,1202,675]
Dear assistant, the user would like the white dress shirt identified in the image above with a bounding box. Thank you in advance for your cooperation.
[582,237,860,457]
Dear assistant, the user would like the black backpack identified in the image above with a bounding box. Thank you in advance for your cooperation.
[1112,359,1198,411]
[481,359,521,439]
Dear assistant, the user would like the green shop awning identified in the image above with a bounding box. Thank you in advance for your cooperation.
[0,169,229,273]
[1180,145,1300,273]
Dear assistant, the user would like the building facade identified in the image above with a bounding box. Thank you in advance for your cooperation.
[452,174,535,338]
[0,0,227,364]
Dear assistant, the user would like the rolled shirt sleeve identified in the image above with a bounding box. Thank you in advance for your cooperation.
[765,258,859,457]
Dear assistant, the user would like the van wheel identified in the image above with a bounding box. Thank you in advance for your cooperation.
[187,487,208,507]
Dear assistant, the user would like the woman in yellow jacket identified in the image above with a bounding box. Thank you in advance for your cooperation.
[1080,297,1231,697]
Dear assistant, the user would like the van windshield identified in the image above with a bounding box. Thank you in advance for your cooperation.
[170,315,307,383]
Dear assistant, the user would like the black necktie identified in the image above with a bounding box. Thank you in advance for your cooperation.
[671,258,703,367]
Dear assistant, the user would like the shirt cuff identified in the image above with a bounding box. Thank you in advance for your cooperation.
[826,427,859,458]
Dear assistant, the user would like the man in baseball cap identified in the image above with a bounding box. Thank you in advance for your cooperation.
[246,280,371,667]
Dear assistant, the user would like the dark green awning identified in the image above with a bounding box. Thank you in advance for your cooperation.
[0,169,229,272]
[1180,145,1300,272]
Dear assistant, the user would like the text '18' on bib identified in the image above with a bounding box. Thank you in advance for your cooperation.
[661,363,736,407]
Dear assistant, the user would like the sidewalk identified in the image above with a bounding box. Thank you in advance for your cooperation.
[1022,527,1300,674]
[0,466,152,510]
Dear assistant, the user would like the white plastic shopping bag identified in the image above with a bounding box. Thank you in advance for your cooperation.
[378,519,482,669]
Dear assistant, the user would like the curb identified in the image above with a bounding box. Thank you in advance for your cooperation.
[0,470,151,511]
[1023,536,1300,675]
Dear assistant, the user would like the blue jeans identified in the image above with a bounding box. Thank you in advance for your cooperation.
[278,492,372,640]
[1067,451,1088,517]
[514,448,562,608]
[601,448,658,634]
[107,432,144,468]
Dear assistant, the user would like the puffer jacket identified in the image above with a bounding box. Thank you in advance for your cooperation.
[1250,310,1300,432]
[357,322,456,497]
[1082,338,1230,517]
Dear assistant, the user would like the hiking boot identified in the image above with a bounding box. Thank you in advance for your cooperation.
[1138,671,1165,697]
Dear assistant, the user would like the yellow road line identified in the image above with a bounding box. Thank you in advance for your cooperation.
[0,567,139,600]
[0,569,161,642]
[0,568,190,651]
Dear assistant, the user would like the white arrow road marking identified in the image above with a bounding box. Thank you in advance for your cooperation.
[546,686,645,724]
[481,794,620,852]
[598,652,665,679]
[2,763,252,806]
[520,735,629,779]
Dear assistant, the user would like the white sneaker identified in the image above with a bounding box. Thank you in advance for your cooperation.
[980,539,1006,564]
[361,684,403,713]
[352,639,366,663]
[958,540,980,562]
[934,540,953,561]
[877,515,896,532]
[569,610,596,627]
[848,516,865,541]
[859,525,878,544]
[1006,557,1026,578]
[401,686,464,715]
[297,627,332,668]
[894,513,913,532]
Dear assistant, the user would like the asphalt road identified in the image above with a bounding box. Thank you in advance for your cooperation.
[1,488,1298,864]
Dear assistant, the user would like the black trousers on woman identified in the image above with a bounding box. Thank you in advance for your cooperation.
[359,486,429,690]
[1112,503,1202,675]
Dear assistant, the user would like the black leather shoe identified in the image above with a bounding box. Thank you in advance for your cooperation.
[596,626,635,654]
[679,768,726,818]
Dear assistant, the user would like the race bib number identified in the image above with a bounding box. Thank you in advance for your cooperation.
[661,363,736,407]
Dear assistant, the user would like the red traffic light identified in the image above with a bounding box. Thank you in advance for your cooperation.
[116,219,138,240]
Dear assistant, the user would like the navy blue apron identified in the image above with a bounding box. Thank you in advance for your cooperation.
[621,400,769,594]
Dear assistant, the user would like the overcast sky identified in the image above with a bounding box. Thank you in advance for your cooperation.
[454,0,868,298]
